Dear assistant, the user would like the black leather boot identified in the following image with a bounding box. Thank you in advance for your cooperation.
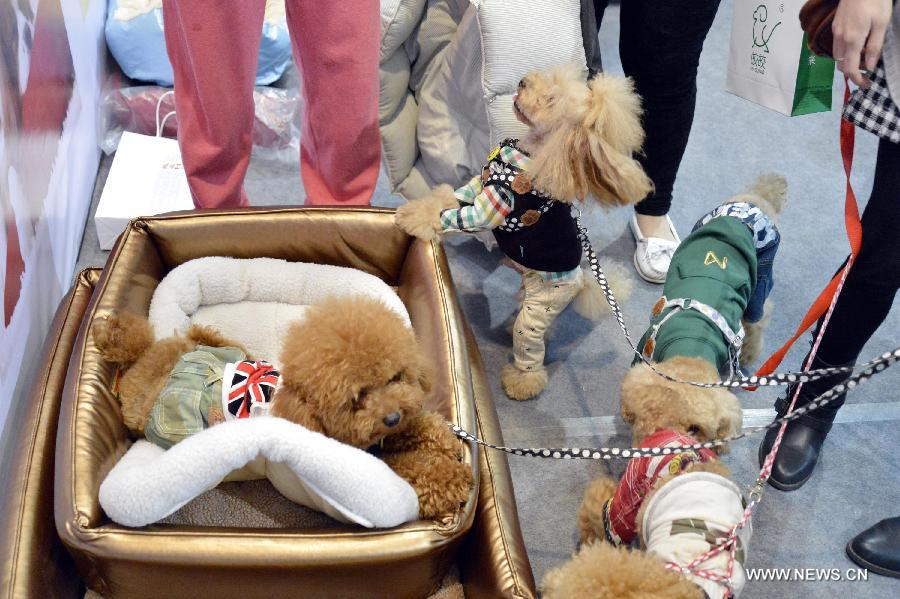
[757,353,854,491]
[846,517,900,578]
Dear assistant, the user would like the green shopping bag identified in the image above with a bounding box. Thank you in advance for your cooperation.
[726,1,835,116]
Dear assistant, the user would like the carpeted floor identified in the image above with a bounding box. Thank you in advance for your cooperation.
[76,2,899,597]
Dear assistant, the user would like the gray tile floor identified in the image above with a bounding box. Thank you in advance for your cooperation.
[77,2,899,596]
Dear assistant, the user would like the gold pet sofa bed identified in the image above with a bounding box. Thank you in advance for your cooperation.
[0,208,536,599]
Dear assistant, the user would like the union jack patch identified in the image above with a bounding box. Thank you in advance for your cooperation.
[225,360,280,419]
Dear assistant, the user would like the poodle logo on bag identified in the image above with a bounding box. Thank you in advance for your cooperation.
[750,4,783,74]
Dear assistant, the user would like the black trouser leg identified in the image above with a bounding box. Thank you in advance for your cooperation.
[617,0,721,215]
[815,137,900,366]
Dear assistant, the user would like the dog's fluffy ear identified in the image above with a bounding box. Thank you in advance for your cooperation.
[529,73,653,205]
[92,313,154,366]
[530,129,647,205]
[273,319,327,433]
[621,364,686,442]
[582,74,653,207]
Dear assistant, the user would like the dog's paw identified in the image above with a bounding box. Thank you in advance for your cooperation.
[385,451,473,520]
[393,185,457,241]
[501,364,548,400]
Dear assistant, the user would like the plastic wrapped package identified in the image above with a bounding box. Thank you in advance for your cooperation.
[99,81,302,163]
[106,0,292,87]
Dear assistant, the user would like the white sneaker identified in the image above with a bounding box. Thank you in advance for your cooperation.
[630,214,680,284]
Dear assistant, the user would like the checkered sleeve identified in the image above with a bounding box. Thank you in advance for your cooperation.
[454,176,483,205]
[499,144,528,165]
[440,185,513,232]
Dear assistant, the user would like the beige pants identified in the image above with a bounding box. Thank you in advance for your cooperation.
[511,269,584,372]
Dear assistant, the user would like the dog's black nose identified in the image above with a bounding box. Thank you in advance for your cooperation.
[383,412,402,428]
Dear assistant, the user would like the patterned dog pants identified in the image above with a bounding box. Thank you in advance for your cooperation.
[511,269,584,372]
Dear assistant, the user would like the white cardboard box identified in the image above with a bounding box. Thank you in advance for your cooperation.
[95,131,194,250]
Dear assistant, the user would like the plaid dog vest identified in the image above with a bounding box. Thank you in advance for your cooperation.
[487,140,582,272]
[604,429,718,545]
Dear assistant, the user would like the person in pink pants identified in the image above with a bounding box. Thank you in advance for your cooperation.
[162,0,380,208]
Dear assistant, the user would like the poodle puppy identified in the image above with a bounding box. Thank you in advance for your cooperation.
[547,409,749,597]
[546,458,747,599]
[94,296,472,519]
[543,175,788,598]
[395,63,650,400]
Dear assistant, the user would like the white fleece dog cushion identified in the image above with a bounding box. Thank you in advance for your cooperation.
[101,257,419,528]
[99,418,419,528]
[190,302,308,366]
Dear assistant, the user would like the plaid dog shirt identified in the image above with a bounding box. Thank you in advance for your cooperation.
[604,429,718,545]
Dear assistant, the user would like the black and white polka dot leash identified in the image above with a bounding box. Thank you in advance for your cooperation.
[450,346,900,459]
[574,216,860,390]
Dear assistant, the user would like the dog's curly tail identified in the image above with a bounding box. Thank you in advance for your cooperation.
[573,260,633,322]
[92,313,155,367]
[748,173,788,220]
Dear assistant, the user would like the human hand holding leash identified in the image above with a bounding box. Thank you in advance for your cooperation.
[832,0,892,86]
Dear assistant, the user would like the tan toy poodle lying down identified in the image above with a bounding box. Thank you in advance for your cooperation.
[395,63,647,401]
[93,296,472,520]
[543,175,787,598]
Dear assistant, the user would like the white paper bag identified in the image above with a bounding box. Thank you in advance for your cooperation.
[94,131,194,250]
[726,1,834,116]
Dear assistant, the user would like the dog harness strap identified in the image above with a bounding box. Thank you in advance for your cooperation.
[663,298,745,349]
[645,297,746,377]
[648,474,750,599]
[573,215,874,390]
